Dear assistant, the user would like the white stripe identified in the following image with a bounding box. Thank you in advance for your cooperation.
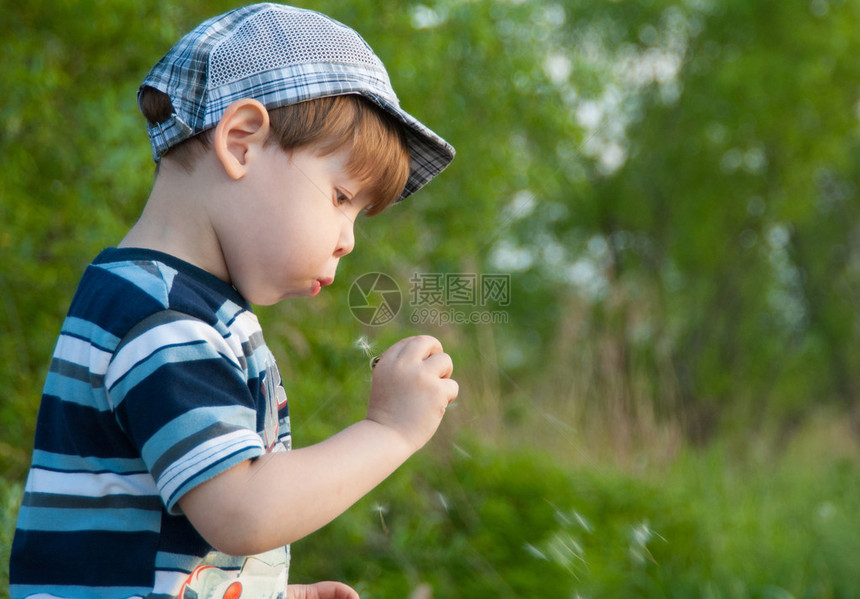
[54,333,112,374]
[107,319,239,389]
[26,467,158,498]
[224,309,263,355]
[158,431,263,500]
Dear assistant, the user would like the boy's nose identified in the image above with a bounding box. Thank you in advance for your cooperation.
[334,221,355,257]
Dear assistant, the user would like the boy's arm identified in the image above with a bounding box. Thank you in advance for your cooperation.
[178,335,458,557]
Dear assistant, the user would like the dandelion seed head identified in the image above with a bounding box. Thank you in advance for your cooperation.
[354,336,374,356]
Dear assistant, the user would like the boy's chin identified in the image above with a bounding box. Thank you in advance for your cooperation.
[246,279,330,304]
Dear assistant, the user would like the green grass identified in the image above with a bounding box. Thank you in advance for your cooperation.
[3,420,859,599]
[289,422,860,599]
[2,481,22,599]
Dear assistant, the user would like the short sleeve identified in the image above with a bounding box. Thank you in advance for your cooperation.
[106,310,265,514]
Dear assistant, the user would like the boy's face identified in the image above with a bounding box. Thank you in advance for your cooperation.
[214,144,372,305]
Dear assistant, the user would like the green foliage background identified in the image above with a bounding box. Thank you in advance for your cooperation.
[3,0,860,597]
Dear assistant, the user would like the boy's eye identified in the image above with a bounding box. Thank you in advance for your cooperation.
[335,191,350,205]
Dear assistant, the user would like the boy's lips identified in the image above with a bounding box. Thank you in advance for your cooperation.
[310,277,333,297]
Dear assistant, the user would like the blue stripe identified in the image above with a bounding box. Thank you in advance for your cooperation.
[10,584,152,599]
[215,299,246,330]
[95,260,176,308]
[17,505,160,533]
[30,449,146,474]
[155,550,204,571]
[42,370,105,410]
[61,317,121,352]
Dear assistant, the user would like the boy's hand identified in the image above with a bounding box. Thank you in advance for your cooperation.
[367,335,459,451]
[288,581,359,599]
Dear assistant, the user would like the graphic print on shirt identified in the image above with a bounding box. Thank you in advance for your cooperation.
[260,357,288,452]
[179,547,289,599]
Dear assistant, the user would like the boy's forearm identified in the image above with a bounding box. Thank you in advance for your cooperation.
[179,418,415,556]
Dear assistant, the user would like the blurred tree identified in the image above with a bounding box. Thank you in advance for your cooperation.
[581,0,860,439]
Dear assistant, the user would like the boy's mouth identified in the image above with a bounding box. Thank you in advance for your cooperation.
[311,277,334,297]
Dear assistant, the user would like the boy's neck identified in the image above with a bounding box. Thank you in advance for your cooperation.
[119,157,231,284]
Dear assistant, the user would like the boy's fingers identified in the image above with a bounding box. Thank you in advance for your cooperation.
[411,334,444,360]
[442,378,459,404]
[384,335,444,363]
[424,351,454,379]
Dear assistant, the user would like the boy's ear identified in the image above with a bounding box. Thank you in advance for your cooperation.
[213,98,271,180]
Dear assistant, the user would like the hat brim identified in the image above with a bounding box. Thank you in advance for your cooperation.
[358,93,455,200]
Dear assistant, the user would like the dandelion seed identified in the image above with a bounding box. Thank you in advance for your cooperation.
[354,336,374,357]
[628,520,663,566]
[631,521,652,546]
[543,532,586,579]
[574,511,593,533]
[524,543,549,560]
[373,503,389,535]
[451,442,472,459]
[553,508,572,527]
[547,532,586,567]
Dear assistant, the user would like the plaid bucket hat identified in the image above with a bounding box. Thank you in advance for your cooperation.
[139,2,455,200]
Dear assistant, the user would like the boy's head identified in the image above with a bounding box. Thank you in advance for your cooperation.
[139,3,455,209]
[141,91,411,215]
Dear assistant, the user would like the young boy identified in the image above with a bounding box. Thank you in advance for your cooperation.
[9,4,458,599]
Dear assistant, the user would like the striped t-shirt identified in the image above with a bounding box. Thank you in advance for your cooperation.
[10,248,292,599]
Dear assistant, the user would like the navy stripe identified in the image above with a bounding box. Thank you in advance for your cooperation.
[33,396,139,459]
[158,512,209,555]
[10,529,160,587]
[67,266,166,338]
